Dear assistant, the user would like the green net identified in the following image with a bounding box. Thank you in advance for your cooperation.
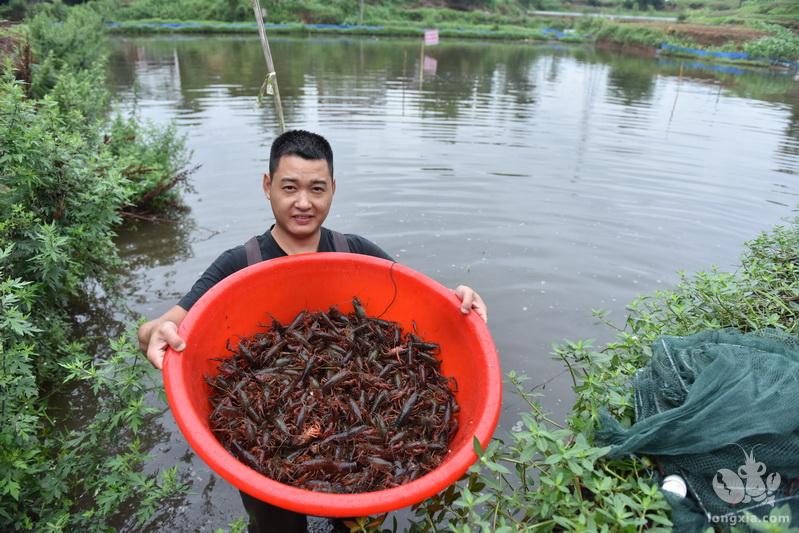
[597,329,799,531]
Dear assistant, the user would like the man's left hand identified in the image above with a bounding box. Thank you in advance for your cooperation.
[453,285,488,323]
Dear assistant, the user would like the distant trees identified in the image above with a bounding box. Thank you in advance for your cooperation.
[622,0,667,10]
[0,0,30,20]
[638,0,666,9]
[0,0,91,21]
[0,0,687,22]
[432,0,497,10]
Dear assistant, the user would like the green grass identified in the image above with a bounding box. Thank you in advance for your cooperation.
[102,0,799,29]
[594,21,672,47]
[107,18,591,42]
[105,0,799,68]
[685,0,799,26]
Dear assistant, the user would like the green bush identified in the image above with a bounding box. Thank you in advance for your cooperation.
[106,0,248,22]
[744,30,799,61]
[0,4,192,529]
[0,75,123,303]
[0,71,188,530]
[291,0,350,24]
[595,22,667,46]
[107,0,335,23]
[0,0,28,21]
[24,7,193,215]
[106,114,193,215]
[28,4,108,97]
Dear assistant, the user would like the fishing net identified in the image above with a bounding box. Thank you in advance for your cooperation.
[596,329,799,531]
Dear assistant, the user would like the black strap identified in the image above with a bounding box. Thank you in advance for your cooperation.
[244,236,263,266]
[245,231,349,267]
[330,230,351,253]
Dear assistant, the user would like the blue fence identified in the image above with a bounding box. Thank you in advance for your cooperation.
[541,27,568,39]
[659,42,799,69]
[660,43,748,60]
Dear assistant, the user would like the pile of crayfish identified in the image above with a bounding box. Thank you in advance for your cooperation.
[205,297,459,493]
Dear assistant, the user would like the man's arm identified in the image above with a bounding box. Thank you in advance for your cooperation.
[138,305,189,370]
[139,247,245,370]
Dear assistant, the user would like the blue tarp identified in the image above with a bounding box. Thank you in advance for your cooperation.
[659,42,799,69]
[660,42,749,60]
[657,57,748,76]
[541,27,568,39]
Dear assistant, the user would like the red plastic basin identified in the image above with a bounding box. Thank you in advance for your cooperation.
[163,253,501,517]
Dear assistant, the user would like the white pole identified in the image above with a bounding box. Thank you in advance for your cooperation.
[252,0,286,133]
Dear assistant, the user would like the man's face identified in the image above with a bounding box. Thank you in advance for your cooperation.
[263,154,335,240]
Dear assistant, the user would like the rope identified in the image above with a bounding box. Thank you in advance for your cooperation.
[376,261,399,320]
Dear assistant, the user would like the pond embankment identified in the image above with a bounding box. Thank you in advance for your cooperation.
[106,14,799,69]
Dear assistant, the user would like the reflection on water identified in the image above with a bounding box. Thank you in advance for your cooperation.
[107,34,799,530]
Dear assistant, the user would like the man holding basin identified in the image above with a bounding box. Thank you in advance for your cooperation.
[138,129,488,531]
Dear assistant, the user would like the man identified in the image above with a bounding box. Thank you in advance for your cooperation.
[138,130,487,531]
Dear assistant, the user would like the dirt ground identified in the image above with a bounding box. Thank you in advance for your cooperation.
[0,25,30,85]
[620,20,770,46]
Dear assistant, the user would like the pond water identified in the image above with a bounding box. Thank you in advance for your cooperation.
[106,34,799,530]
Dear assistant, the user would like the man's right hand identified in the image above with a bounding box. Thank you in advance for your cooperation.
[138,305,189,370]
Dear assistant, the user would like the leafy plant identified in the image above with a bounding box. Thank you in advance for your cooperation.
[27,4,109,98]
[743,27,799,61]
[106,113,194,216]
[0,4,193,530]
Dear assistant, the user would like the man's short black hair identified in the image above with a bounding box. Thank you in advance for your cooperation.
[269,129,334,178]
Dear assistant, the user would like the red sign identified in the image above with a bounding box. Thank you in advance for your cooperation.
[424,29,439,46]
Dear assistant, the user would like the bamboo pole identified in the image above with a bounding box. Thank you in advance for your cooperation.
[419,40,425,86]
[252,0,286,133]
